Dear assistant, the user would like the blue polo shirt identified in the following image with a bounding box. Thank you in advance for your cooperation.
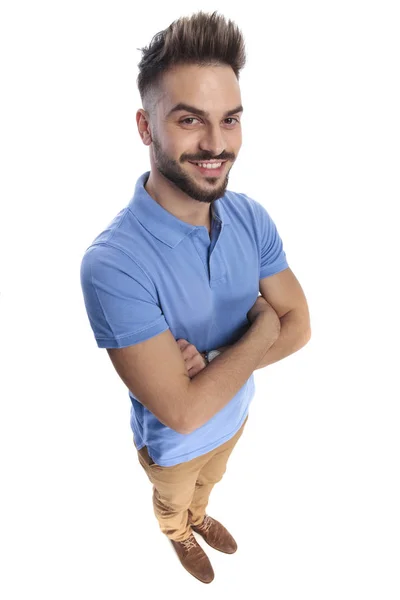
[80,172,289,466]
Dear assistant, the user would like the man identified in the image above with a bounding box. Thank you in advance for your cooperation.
[80,11,311,584]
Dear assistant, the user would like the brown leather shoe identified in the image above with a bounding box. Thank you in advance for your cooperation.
[170,534,215,584]
[191,514,238,554]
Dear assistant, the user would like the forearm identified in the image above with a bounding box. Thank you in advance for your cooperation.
[217,309,311,370]
[184,311,279,433]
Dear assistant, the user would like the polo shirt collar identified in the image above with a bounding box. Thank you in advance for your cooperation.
[128,172,230,248]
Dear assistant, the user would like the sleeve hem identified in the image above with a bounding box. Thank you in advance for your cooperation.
[95,318,170,349]
[260,261,289,280]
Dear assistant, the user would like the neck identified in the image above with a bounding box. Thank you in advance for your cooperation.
[144,169,212,232]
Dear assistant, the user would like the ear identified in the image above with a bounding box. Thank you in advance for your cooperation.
[136,109,152,146]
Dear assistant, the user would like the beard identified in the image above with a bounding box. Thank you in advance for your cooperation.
[151,137,234,204]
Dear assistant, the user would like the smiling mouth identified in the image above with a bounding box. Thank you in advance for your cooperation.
[188,160,228,173]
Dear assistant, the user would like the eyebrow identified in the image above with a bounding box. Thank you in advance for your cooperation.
[167,103,244,119]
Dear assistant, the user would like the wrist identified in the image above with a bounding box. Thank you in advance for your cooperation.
[202,345,230,364]
[215,345,231,353]
[204,349,222,364]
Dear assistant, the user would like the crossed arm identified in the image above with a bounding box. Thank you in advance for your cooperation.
[178,267,311,376]
[106,267,311,433]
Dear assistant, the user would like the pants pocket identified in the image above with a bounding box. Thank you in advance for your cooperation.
[138,445,156,467]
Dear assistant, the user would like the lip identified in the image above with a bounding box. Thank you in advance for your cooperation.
[188,161,228,177]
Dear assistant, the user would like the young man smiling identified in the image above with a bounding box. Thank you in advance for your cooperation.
[80,11,311,584]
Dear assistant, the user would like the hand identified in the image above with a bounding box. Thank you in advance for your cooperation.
[176,339,207,378]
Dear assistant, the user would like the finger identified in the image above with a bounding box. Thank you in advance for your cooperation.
[186,354,206,372]
[176,338,190,350]
[178,341,198,360]
[184,344,199,360]
[187,355,207,378]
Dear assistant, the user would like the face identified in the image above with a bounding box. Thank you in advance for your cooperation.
[143,64,243,204]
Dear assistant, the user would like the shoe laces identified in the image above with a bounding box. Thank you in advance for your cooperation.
[199,515,213,533]
[182,536,197,551]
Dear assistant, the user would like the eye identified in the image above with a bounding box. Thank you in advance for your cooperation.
[179,116,240,127]
[224,117,240,126]
[180,117,201,125]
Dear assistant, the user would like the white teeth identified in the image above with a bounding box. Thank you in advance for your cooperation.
[196,162,222,169]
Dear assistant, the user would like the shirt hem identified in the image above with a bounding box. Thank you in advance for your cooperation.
[147,411,249,467]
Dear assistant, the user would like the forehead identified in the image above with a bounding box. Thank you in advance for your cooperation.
[158,64,242,116]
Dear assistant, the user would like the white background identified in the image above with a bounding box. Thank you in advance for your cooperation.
[1,1,399,598]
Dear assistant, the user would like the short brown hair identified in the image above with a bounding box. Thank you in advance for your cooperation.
[137,11,246,112]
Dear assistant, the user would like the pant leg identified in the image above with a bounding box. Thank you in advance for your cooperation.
[188,416,248,527]
[136,444,208,542]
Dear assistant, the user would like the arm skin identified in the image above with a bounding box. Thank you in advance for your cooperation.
[204,268,311,370]
[214,308,310,370]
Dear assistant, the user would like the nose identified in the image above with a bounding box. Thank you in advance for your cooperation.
[198,124,226,157]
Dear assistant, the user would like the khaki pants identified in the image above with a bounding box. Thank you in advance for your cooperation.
[135,416,248,542]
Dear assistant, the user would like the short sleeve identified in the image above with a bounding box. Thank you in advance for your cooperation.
[253,199,289,279]
[80,244,170,348]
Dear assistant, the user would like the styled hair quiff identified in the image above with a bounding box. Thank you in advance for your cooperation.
[137,11,246,113]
